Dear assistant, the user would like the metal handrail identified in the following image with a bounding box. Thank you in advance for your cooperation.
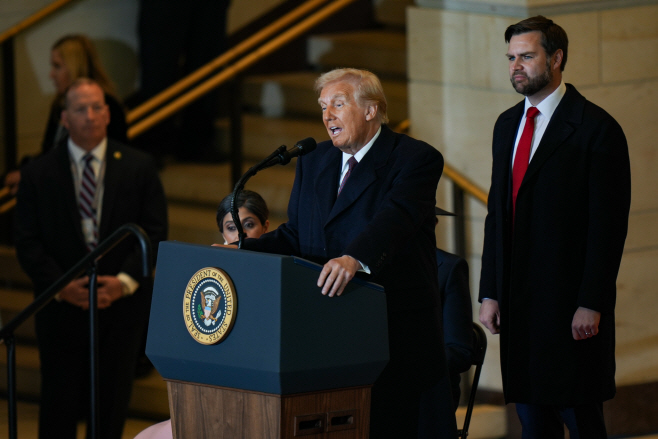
[0,223,152,439]
[0,0,77,45]
[128,0,358,139]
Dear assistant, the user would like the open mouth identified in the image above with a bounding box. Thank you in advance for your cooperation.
[329,126,342,136]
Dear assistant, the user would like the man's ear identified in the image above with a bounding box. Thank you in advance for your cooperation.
[60,110,70,130]
[552,49,564,71]
[365,104,378,121]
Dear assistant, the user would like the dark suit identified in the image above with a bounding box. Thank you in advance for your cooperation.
[242,125,450,437]
[15,139,168,439]
[479,84,631,407]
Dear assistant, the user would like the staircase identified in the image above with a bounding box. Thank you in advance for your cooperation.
[0,0,507,436]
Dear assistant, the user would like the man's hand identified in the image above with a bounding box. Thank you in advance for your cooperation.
[317,255,361,297]
[58,277,90,309]
[572,306,600,340]
[479,299,501,334]
[96,275,123,309]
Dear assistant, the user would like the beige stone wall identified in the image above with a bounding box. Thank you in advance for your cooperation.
[408,2,658,391]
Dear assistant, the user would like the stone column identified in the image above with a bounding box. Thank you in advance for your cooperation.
[407,0,658,435]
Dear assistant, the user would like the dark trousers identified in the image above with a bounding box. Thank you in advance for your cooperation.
[516,402,607,439]
[36,309,145,439]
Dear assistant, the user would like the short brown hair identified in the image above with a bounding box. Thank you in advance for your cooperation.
[505,16,569,71]
[314,68,389,124]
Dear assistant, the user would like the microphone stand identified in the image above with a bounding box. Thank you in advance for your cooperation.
[230,145,286,248]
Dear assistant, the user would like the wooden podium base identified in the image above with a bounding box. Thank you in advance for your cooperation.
[167,380,371,438]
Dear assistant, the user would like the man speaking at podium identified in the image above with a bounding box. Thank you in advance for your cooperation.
[234,68,455,437]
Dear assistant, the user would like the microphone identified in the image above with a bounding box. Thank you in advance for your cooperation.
[275,137,317,166]
[230,137,316,248]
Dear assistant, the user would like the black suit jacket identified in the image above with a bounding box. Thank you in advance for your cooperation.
[243,125,447,385]
[479,84,631,405]
[15,139,168,349]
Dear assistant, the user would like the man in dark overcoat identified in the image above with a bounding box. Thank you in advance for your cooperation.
[478,16,631,437]
[227,68,455,437]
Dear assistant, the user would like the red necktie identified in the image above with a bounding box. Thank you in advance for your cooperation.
[512,107,540,218]
[338,156,358,195]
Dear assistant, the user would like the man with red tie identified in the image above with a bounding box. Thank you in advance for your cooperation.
[479,16,630,437]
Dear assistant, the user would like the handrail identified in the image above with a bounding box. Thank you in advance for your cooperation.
[128,0,358,139]
[443,163,488,205]
[127,0,331,124]
[0,223,151,439]
[0,0,77,45]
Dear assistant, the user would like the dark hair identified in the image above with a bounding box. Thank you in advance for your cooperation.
[216,190,269,232]
[504,16,568,71]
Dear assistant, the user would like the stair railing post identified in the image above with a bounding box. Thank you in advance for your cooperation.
[88,262,100,439]
[5,333,18,439]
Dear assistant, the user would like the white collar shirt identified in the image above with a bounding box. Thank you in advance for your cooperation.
[512,81,567,163]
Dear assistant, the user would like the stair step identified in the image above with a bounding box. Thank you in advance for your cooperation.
[456,403,508,439]
[307,30,407,79]
[0,344,41,399]
[242,72,408,124]
[243,114,330,160]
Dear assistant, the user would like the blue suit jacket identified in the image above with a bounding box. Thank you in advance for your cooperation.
[244,124,446,385]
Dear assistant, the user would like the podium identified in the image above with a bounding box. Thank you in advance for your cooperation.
[147,241,389,438]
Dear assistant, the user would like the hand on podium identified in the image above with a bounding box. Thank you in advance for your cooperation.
[318,255,360,298]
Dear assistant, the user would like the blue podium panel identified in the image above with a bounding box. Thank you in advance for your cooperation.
[147,241,389,395]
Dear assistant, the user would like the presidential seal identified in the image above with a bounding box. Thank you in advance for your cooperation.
[183,267,237,345]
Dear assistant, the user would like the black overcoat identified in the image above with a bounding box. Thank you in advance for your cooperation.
[479,84,631,405]
[242,125,448,435]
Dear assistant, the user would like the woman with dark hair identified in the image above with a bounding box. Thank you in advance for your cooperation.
[216,190,270,244]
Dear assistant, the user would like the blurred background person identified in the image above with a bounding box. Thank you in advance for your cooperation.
[134,0,231,163]
[3,34,128,195]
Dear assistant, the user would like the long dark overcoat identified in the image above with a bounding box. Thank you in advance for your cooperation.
[242,125,448,434]
[479,84,631,406]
